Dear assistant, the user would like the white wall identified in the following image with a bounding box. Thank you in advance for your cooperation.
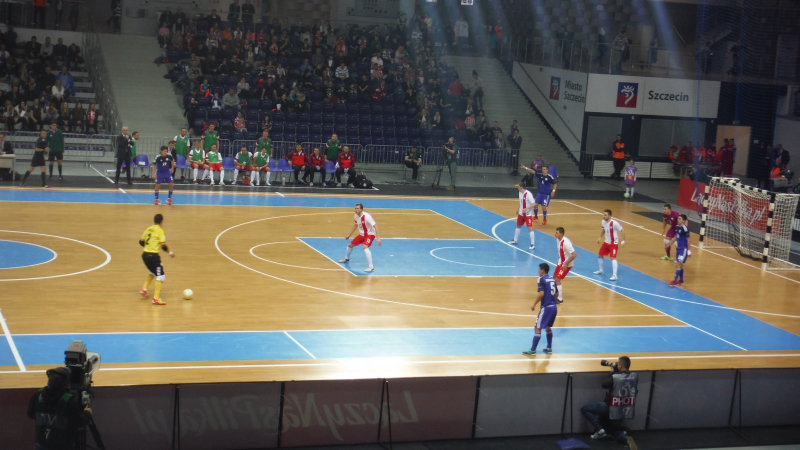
[512,62,587,156]
[585,74,720,118]
[773,116,800,169]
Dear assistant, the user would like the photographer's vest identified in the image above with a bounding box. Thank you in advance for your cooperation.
[609,372,638,420]
[33,389,74,447]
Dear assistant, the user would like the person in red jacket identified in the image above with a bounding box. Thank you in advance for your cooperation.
[303,147,326,185]
[285,143,307,184]
[336,145,356,187]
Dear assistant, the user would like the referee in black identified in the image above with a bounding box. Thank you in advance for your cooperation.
[20,130,50,188]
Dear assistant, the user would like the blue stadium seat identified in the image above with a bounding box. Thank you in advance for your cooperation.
[347,104,359,114]
[297,112,310,124]
[334,124,347,136]
[359,104,371,115]
[322,103,334,113]
[395,128,408,139]
[371,116,383,126]
[322,114,334,125]
[245,131,258,140]
[359,116,371,126]
[284,124,297,135]
[373,137,384,146]
[371,126,383,137]
[248,99,260,110]
[309,125,322,135]
[310,113,322,125]
[246,110,260,122]
[335,103,347,115]
[285,112,297,123]
[261,100,273,111]
[322,125,334,135]
[347,114,359,125]
[310,100,322,112]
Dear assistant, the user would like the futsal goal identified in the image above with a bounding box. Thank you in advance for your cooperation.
[699,177,800,271]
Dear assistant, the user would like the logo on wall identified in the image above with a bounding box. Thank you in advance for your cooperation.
[616,82,638,108]
[550,76,560,100]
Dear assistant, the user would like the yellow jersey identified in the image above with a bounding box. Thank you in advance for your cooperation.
[141,225,166,254]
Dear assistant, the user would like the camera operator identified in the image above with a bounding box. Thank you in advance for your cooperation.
[27,367,92,450]
[580,356,637,449]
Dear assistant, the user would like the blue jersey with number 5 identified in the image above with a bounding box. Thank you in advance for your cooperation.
[538,274,557,307]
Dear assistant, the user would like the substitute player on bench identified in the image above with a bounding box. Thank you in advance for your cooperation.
[151,145,176,205]
[667,214,690,287]
[508,184,536,250]
[139,214,175,305]
[340,203,381,273]
[594,209,625,281]
[554,227,577,303]
[662,204,680,260]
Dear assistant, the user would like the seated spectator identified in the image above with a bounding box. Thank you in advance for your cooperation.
[58,66,75,97]
[44,104,59,126]
[236,77,251,98]
[285,143,307,184]
[415,107,430,129]
[85,103,99,134]
[370,88,383,103]
[67,43,84,68]
[404,146,422,180]
[41,37,54,62]
[295,92,308,111]
[26,36,42,59]
[299,59,313,77]
[490,121,502,137]
[311,48,325,68]
[0,132,12,154]
[222,88,241,110]
[58,103,71,131]
[493,132,507,149]
[171,30,184,50]
[335,62,349,80]
[303,147,326,185]
[53,38,68,67]
[336,145,356,187]
[51,80,67,109]
[29,99,44,131]
[464,98,474,117]
[2,101,15,132]
[449,76,465,96]
[158,23,170,48]
[233,111,247,132]
[431,111,442,129]
[71,102,85,132]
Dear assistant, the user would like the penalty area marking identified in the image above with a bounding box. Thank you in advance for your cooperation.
[0,239,57,270]
[250,242,345,272]
[0,231,112,282]
[429,247,514,268]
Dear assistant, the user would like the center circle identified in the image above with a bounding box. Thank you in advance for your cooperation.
[0,240,57,269]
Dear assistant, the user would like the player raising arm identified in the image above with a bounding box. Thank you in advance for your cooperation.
[533,166,556,225]
[508,184,536,250]
[594,209,625,281]
[139,214,175,305]
[667,214,691,287]
[340,203,382,273]
[554,227,576,303]
[661,204,680,260]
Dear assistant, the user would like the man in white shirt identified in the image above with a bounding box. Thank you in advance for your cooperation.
[594,209,625,281]
[370,53,383,68]
[51,80,66,109]
[508,184,536,250]
[335,62,349,81]
[340,203,382,273]
[554,227,577,303]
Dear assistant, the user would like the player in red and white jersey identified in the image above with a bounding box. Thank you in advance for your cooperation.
[341,203,382,272]
[594,209,625,281]
[508,184,536,250]
[553,227,576,303]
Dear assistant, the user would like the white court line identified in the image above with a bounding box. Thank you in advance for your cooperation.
[4,352,800,375]
[0,239,57,270]
[276,192,285,197]
[429,247,514,268]
[0,309,25,371]
[283,331,317,359]
[0,231,112,282]
[90,165,113,183]
[561,200,800,286]
[250,242,344,272]
[489,218,748,351]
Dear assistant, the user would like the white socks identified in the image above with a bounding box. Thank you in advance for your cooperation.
[233,169,239,181]
[345,246,353,260]
[250,171,257,183]
[598,257,604,272]
[220,169,225,181]
[202,169,209,180]
[626,187,635,197]
[514,227,521,242]
[557,284,563,301]
[612,260,618,276]
[193,168,198,181]
[529,231,535,246]
[364,248,373,268]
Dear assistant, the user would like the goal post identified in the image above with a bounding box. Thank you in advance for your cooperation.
[699,177,800,271]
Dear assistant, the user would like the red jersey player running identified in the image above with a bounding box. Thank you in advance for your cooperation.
[594,209,625,281]
[341,203,382,273]
[508,184,536,250]
[661,204,680,260]
[554,227,577,303]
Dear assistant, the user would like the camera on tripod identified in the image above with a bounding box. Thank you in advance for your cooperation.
[64,340,101,406]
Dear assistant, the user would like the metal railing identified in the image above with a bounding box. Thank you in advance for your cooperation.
[0,0,91,31]
[8,131,114,165]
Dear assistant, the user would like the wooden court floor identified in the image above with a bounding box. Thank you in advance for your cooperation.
[1,189,799,388]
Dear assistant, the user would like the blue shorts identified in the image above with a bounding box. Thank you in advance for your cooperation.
[676,247,690,263]
[156,172,173,184]
[534,193,550,207]
[536,305,558,328]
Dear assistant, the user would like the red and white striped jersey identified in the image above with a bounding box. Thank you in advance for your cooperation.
[355,212,376,236]
[601,219,624,244]
[518,190,535,216]
[557,237,576,268]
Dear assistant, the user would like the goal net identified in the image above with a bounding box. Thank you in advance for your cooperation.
[700,177,800,271]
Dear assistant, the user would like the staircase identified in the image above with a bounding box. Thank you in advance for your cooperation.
[98,34,185,137]
[445,56,582,177]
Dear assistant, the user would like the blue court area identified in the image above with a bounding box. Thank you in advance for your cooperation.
[0,240,56,269]
[2,189,800,368]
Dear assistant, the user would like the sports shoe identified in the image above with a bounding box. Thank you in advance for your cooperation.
[446,185,454,190]
[627,436,637,450]
[219,181,226,186]
[193,180,198,184]
[365,267,374,273]
[591,429,607,440]
[593,270,604,275]
[140,288,148,297]
[556,298,563,304]
[265,180,271,186]
[542,220,547,225]
[532,217,538,222]
[339,258,349,263]
[543,347,552,354]
[59,176,63,181]
[677,281,684,286]
[154,199,160,205]
[43,185,51,189]
[661,255,671,260]
[152,297,166,306]
[507,240,518,245]
[20,181,25,187]
[668,280,678,287]
[529,244,535,250]
[610,275,618,281]
[166,198,172,205]
[336,182,342,187]
[522,350,536,355]
[231,180,236,185]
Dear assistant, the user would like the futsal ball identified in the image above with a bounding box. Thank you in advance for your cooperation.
[182,289,193,300]
[623,193,630,198]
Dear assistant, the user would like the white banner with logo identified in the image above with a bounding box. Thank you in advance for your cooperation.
[584,74,720,118]
[513,62,588,155]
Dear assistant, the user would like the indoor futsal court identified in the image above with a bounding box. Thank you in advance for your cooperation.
[1,188,800,389]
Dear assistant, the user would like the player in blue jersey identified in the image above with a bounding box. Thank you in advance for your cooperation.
[152,145,176,205]
[666,214,691,287]
[533,166,557,225]
[523,263,558,355]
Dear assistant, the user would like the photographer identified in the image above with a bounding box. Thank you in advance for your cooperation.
[28,367,92,450]
[580,356,637,449]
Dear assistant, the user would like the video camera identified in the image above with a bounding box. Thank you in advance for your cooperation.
[600,359,619,371]
[64,341,101,406]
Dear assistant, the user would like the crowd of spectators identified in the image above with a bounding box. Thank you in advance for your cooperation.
[0,30,95,134]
